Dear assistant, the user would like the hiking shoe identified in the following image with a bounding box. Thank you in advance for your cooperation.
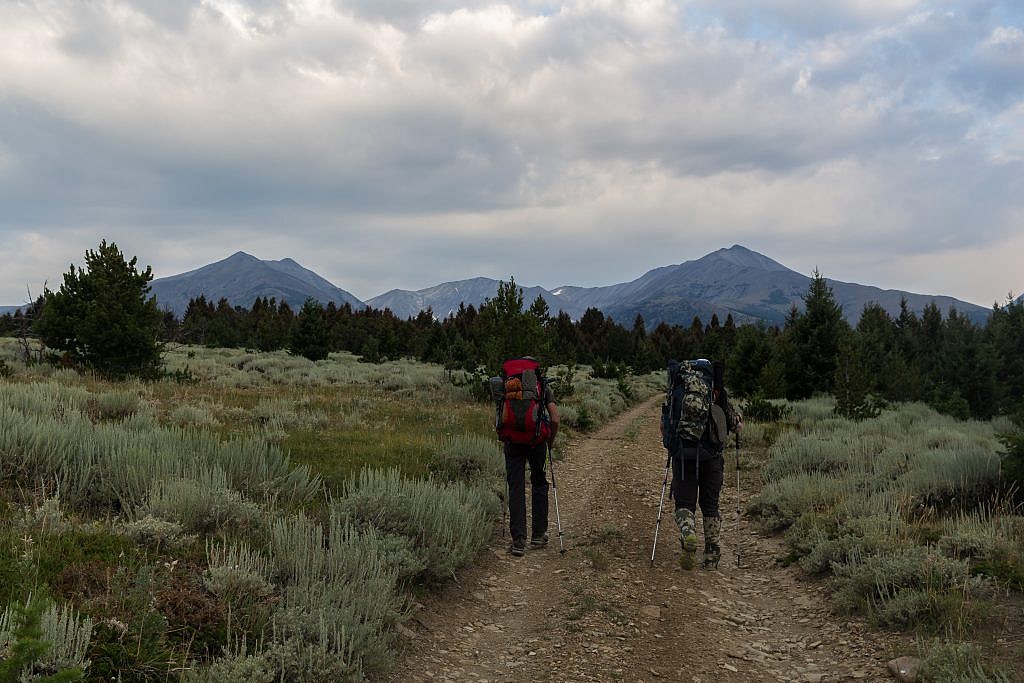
[530,533,549,548]
[509,538,526,557]
[675,508,698,571]
[679,531,698,570]
[702,543,721,570]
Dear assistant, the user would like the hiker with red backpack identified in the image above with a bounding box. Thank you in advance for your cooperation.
[660,359,742,570]
[490,357,560,557]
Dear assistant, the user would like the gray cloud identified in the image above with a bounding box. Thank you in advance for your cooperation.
[0,0,1021,306]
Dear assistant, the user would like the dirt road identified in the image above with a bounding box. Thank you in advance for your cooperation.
[385,398,905,682]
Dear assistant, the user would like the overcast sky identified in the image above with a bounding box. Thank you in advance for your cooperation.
[1,0,1022,307]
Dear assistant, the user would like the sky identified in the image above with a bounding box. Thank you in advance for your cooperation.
[1,0,1022,307]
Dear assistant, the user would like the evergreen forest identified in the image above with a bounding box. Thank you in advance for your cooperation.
[3,272,1022,421]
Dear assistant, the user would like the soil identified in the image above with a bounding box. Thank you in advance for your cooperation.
[384,397,914,683]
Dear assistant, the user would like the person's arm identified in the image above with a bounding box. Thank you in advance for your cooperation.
[547,402,559,443]
[726,400,743,433]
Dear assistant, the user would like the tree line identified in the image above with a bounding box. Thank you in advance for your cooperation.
[2,244,1021,421]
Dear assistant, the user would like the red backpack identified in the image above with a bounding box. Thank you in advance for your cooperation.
[492,357,551,446]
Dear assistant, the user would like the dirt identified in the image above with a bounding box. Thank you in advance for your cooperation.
[384,398,912,683]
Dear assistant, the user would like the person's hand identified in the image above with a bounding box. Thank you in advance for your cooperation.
[734,417,743,433]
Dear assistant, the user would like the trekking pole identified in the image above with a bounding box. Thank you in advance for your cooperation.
[547,444,566,555]
[502,479,508,539]
[650,452,673,567]
[735,432,742,568]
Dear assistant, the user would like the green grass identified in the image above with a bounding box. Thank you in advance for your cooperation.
[748,398,1022,674]
[0,339,657,680]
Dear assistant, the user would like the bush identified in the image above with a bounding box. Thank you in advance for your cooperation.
[0,596,91,682]
[996,413,1024,504]
[919,641,1013,682]
[741,395,792,422]
[93,390,141,421]
[334,468,500,583]
[428,434,503,491]
[831,547,971,630]
[142,473,266,535]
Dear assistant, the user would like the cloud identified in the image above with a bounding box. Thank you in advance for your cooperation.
[0,0,1021,307]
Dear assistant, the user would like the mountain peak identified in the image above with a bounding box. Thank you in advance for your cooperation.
[225,251,259,263]
[701,245,790,272]
[151,252,363,315]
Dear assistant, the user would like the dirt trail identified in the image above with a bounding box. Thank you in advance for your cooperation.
[385,398,905,683]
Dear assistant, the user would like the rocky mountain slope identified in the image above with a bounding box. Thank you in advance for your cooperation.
[369,245,990,326]
[149,251,365,316]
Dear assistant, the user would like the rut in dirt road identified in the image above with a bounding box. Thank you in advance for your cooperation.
[385,398,903,683]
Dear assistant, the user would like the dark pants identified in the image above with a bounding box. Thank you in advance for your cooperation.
[672,447,724,518]
[505,442,549,542]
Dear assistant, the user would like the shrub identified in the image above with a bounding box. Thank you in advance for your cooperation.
[0,596,92,681]
[204,542,276,607]
[918,641,1013,682]
[170,404,221,428]
[93,390,140,421]
[748,473,849,532]
[901,448,1002,513]
[185,653,274,683]
[333,468,500,583]
[793,514,909,575]
[996,413,1024,503]
[831,547,971,630]
[741,395,793,423]
[121,515,191,550]
[264,513,406,677]
[548,364,577,399]
[142,473,266,535]
[428,434,503,491]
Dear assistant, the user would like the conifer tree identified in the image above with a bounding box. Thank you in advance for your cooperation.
[290,298,331,361]
[783,270,848,399]
[34,240,162,378]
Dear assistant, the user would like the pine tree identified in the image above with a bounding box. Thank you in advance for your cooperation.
[34,240,163,378]
[290,298,332,361]
[783,270,848,399]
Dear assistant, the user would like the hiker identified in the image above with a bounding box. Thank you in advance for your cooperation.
[491,357,560,557]
[661,359,742,570]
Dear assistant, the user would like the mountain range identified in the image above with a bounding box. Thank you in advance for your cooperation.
[1,246,1004,326]
[367,246,992,326]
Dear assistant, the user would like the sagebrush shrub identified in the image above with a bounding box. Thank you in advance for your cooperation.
[94,390,140,421]
[428,434,503,491]
[0,596,93,679]
[831,547,971,629]
[334,468,500,583]
[918,641,1014,682]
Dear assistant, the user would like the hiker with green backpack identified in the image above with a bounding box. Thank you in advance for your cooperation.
[490,357,560,557]
[660,359,742,569]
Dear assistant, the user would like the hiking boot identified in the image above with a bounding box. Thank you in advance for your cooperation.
[703,543,721,569]
[509,538,526,557]
[675,508,698,571]
[703,516,722,569]
[530,533,549,548]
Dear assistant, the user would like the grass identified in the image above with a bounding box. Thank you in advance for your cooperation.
[747,397,1023,675]
[0,338,659,680]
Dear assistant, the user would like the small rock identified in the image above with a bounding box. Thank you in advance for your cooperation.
[887,656,921,683]
[640,605,662,619]
[722,663,738,673]
[395,623,418,640]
